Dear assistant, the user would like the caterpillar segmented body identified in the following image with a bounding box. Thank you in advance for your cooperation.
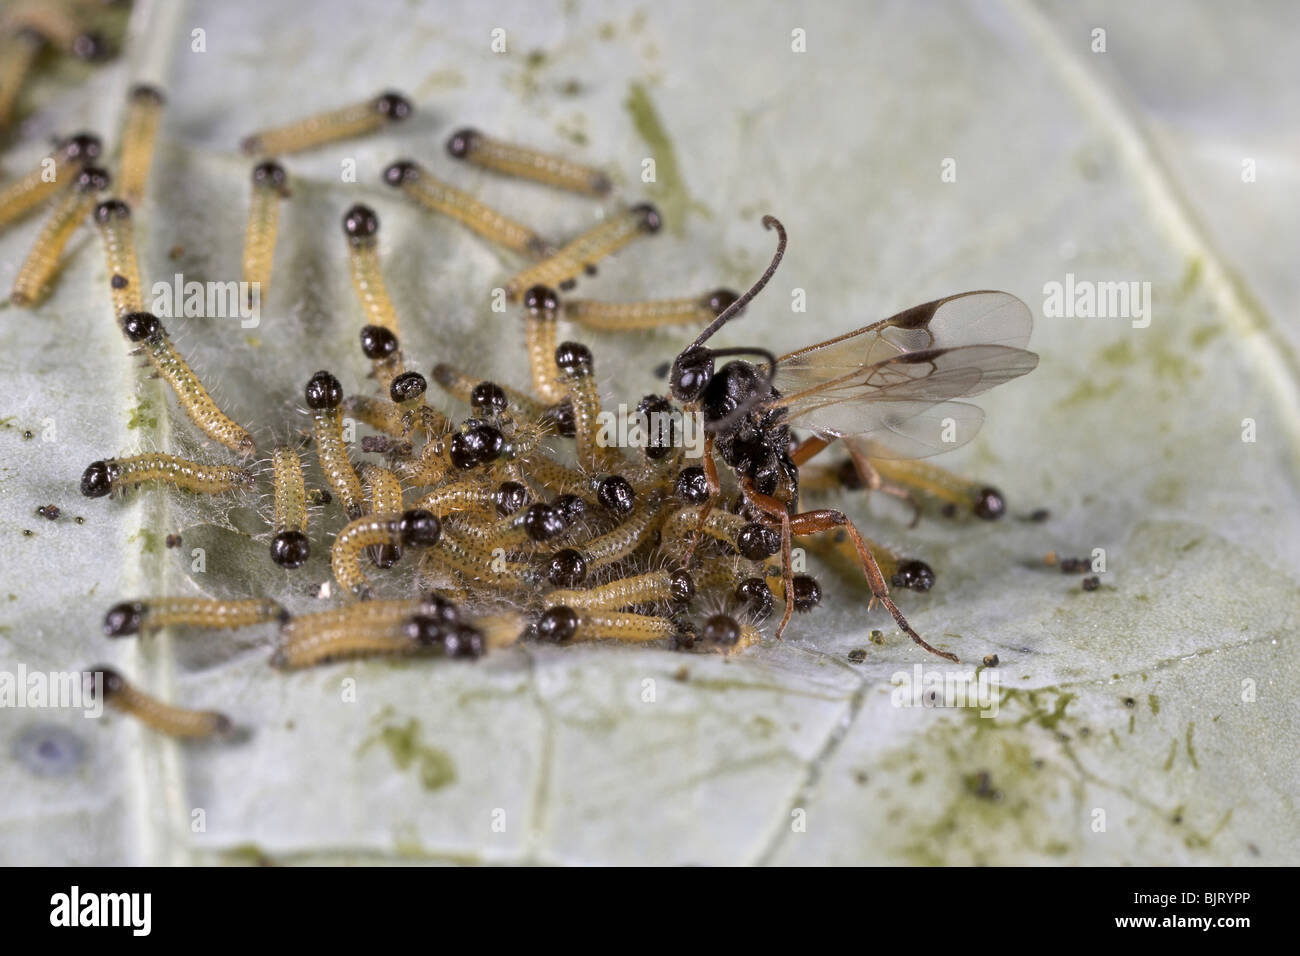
[121,312,255,454]
[0,132,101,229]
[80,454,254,498]
[504,203,661,300]
[87,666,233,738]
[545,569,694,613]
[117,85,165,206]
[271,446,310,568]
[330,509,441,600]
[11,166,109,305]
[305,371,366,520]
[273,599,431,669]
[242,161,288,307]
[241,90,411,156]
[382,159,551,257]
[103,597,286,636]
[446,127,612,196]
[534,606,683,645]
[564,289,738,331]
[0,28,43,128]
[93,199,144,317]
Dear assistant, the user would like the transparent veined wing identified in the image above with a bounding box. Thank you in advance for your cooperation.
[775,290,1035,398]
[770,291,1039,459]
[844,402,986,459]
[775,343,1037,456]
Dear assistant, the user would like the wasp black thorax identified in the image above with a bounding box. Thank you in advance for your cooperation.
[675,354,799,507]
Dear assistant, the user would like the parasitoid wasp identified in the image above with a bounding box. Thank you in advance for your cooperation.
[669,216,1039,661]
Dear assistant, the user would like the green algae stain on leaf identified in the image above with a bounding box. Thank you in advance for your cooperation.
[1099,340,1137,367]
[1184,808,1232,849]
[1178,257,1202,297]
[129,529,160,555]
[361,717,457,792]
[1056,377,1123,410]
[1190,324,1222,349]
[127,400,158,431]
[624,81,711,235]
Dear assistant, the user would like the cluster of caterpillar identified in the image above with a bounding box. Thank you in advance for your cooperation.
[10,77,1008,739]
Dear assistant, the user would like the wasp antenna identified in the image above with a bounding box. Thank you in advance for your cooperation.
[688,215,786,350]
[706,346,778,369]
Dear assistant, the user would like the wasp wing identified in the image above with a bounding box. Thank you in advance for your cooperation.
[844,401,986,459]
[774,341,1038,460]
[770,291,1036,458]
[776,290,1034,384]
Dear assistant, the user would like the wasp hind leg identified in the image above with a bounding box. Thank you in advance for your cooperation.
[743,479,958,661]
[792,508,956,661]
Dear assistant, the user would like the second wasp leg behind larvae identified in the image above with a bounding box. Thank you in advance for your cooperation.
[801,527,937,594]
[792,437,921,527]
